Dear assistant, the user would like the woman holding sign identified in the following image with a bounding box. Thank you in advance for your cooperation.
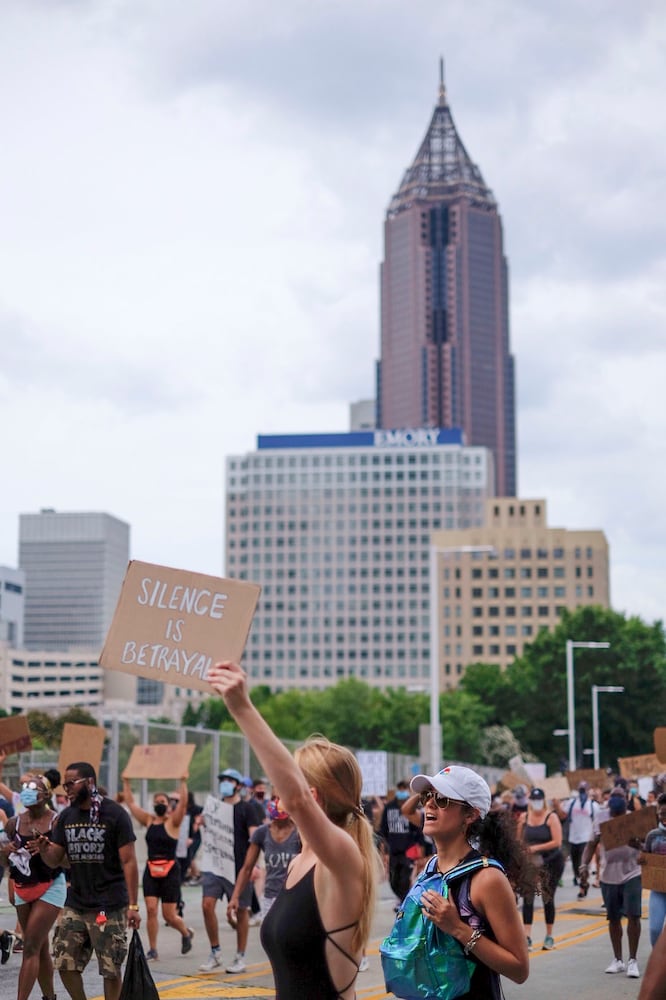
[122,775,194,960]
[207,660,378,1000]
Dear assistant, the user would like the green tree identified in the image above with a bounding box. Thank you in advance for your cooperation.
[503,606,666,771]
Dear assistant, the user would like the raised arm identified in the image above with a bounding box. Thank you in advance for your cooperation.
[122,777,153,827]
[0,749,14,802]
[400,791,423,828]
[207,661,363,879]
[170,778,189,828]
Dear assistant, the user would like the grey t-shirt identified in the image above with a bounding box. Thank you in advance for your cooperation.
[250,823,301,899]
[593,806,640,885]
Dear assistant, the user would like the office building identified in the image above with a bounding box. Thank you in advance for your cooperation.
[20,509,129,651]
[0,565,25,647]
[431,498,610,685]
[0,642,102,714]
[225,428,494,691]
[377,68,516,496]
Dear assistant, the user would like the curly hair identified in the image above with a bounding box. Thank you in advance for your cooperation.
[465,808,540,898]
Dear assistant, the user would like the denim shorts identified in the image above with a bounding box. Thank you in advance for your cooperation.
[14,872,67,908]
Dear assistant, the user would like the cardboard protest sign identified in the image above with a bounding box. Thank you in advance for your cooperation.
[122,743,195,780]
[200,795,235,883]
[58,723,106,778]
[356,751,388,798]
[508,755,532,785]
[0,715,32,756]
[565,768,609,790]
[497,770,523,791]
[541,776,571,803]
[100,561,261,693]
[617,754,663,779]
[654,728,666,765]
[599,804,657,851]
[640,853,666,893]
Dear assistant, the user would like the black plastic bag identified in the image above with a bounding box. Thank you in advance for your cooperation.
[119,929,160,1000]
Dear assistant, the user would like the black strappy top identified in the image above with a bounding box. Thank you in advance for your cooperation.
[260,864,359,999]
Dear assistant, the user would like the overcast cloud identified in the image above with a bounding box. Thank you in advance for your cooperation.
[1,0,665,623]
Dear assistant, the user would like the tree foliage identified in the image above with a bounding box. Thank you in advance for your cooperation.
[181,606,666,775]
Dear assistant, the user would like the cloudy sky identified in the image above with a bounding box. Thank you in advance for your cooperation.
[1,0,664,623]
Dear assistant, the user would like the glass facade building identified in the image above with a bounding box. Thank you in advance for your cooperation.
[378,77,516,497]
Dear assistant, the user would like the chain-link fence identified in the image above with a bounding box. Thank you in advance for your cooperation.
[6,719,436,804]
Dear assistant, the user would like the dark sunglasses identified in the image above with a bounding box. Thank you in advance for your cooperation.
[419,789,466,810]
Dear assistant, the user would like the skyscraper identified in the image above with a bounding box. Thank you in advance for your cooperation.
[19,509,129,651]
[377,65,516,496]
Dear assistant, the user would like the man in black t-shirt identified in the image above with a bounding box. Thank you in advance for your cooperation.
[37,761,140,1000]
[198,767,264,974]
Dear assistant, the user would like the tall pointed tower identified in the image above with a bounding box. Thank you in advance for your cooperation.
[377,64,516,496]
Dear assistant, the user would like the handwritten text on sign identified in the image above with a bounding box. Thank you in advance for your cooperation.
[200,795,236,883]
[99,560,261,694]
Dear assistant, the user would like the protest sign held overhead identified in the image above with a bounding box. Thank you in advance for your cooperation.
[100,560,261,693]
[123,743,195,780]
[58,723,106,779]
[0,715,32,756]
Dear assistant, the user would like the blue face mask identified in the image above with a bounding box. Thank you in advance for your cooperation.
[395,790,410,801]
[219,780,236,798]
[19,788,39,807]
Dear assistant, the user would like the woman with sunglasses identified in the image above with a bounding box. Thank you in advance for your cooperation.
[0,772,65,1000]
[207,660,378,1000]
[400,765,533,998]
[122,775,193,960]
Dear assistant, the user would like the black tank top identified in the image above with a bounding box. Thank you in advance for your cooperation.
[260,865,358,999]
[9,812,62,887]
[146,821,177,860]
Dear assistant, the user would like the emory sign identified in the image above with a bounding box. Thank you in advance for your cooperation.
[374,428,440,448]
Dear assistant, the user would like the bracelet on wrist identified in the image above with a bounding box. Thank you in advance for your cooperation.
[128,904,140,911]
[463,928,483,956]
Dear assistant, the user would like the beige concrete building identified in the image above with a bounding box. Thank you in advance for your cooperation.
[432,498,609,687]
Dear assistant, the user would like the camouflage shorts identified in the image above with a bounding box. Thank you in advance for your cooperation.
[52,906,128,978]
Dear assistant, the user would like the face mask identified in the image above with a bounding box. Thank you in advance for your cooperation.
[154,803,168,817]
[19,788,39,807]
[395,790,409,801]
[219,780,236,798]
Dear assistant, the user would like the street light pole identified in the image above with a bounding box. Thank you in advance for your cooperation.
[429,545,442,775]
[566,639,610,772]
[591,684,624,769]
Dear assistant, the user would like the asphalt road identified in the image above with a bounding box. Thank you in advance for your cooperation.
[0,863,652,999]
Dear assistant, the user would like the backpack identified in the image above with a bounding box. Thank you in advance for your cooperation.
[380,854,505,1000]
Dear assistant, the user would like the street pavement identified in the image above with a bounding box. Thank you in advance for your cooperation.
[0,861,652,999]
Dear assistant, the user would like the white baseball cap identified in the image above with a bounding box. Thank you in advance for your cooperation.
[411,765,492,819]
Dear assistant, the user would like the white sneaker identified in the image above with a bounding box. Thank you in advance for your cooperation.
[626,959,640,978]
[199,952,221,972]
[248,914,262,927]
[358,956,369,972]
[605,958,626,974]
[226,954,247,974]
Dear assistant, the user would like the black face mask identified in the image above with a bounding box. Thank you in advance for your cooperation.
[154,803,168,817]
